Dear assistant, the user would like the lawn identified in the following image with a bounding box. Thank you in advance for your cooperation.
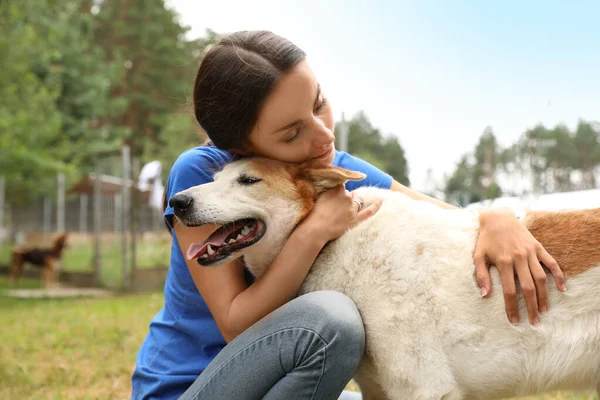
[0,277,597,400]
[0,277,161,399]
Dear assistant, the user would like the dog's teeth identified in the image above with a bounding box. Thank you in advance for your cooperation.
[207,245,215,255]
[236,234,243,240]
[201,254,208,259]
[228,238,236,244]
[241,226,250,235]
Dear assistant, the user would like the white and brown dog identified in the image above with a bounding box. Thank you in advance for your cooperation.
[171,157,600,400]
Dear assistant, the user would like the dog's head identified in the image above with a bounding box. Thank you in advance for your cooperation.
[170,157,365,275]
[52,233,68,253]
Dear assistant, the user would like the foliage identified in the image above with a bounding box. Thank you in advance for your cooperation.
[444,121,600,205]
[0,0,217,203]
[336,111,410,185]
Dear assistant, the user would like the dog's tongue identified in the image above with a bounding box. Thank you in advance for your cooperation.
[185,223,242,260]
[186,242,213,260]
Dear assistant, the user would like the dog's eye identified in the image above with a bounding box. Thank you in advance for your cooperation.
[237,175,262,186]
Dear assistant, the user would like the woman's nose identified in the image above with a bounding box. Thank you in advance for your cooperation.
[310,119,335,146]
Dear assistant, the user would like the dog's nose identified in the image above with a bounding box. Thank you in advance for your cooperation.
[169,194,193,215]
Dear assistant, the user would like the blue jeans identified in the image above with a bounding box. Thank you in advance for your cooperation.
[179,291,365,400]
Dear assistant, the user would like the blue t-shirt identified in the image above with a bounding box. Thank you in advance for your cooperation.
[131,146,393,400]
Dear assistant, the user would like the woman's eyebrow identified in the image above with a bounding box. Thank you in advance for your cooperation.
[273,85,321,134]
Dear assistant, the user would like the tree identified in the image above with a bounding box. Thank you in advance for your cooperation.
[335,111,410,185]
[92,0,202,165]
[444,155,480,206]
[445,120,600,204]
[472,127,502,198]
[543,124,577,192]
[444,128,503,205]
[0,0,214,202]
[139,30,221,170]
[0,0,104,202]
[573,120,600,189]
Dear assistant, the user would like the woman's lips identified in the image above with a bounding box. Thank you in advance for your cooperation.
[313,146,333,160]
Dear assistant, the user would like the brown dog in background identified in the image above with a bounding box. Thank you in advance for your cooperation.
[9,233,68,287]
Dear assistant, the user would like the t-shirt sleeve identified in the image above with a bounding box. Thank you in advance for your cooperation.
[163,149,223,229]
[337,152,394,191]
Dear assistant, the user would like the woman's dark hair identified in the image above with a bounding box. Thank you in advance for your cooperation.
[162,31,306,231]
[193,30,306,151]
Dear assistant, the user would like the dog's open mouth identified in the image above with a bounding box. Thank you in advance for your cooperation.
[186,218,266,266]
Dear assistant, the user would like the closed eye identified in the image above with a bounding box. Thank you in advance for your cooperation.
[237,174,262,185]
[284,127,301,143]
[314,97,327,113]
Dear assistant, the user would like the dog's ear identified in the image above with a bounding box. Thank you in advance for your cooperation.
[301,166,366,192]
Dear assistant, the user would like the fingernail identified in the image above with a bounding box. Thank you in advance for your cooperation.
[511,316,519,324]
[542,306,548,313]
[480,287,488,297]
[532,316,540,325]
[561,284,567,292]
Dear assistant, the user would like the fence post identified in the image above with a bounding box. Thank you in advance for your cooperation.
[339,112,349,153]
[79,194,88,233]
[121,145,131,289]
[43,197,52,242]
[114,194,122,232]
[56,173,66,273]
[57,173,65,233]
[0,176,4,243]
[93,165,102,286]
[130,157,140,282]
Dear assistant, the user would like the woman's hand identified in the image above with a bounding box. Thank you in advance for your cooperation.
[300,185,382,243]
[473,208,566,325]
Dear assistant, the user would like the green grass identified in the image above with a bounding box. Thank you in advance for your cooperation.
[0,277,596,400]
[0,243,10,266]
[0,277,163,399]
[0,236,170,288]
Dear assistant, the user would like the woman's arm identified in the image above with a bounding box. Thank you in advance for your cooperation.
[390,180,456,209]
[176,221,326,342]
[473,208,565,324]
[177,185,381,342]
[389,179,565,325]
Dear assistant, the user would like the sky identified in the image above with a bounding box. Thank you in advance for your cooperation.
[166,0,600,191]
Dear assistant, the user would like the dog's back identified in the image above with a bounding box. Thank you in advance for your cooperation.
[300,187,600,400]
[19,247,55,268]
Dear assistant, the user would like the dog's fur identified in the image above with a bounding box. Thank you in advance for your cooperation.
[9,233,68,287]
[173,158,600,400]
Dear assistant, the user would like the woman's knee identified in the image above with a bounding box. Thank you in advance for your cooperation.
[291,291,365,362]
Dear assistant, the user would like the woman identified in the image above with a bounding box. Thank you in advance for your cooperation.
[131,31,565,400]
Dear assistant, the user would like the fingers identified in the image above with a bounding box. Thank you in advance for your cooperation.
[473,252,491,298]
[537,248,566,292]
[352,197,364,213]
[514,255,539,325]
[355,199,382,224]
[497,258,519,324]
[529,254,549,314]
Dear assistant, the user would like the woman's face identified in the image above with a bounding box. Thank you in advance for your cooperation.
[246,60,336,166]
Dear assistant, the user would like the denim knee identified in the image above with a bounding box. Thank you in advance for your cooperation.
[295,291,365,369]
